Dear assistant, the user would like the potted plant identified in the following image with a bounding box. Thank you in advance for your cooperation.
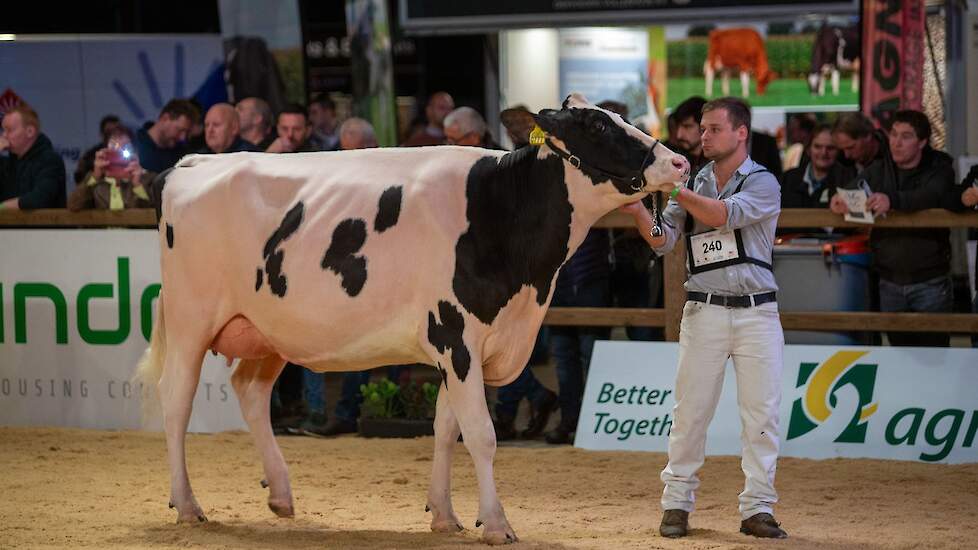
[358,379,439,438]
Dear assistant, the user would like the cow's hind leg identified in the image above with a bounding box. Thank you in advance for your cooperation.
[740,71,750,98]
[427,385,464,532]
[159,343,208,523]
[444,364,518,545]
[231,356,293,518]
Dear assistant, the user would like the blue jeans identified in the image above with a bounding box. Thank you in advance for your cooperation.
[879,275,952,347]
[495,367,550,419]
[303,370,326,414]
[550,278,611,428]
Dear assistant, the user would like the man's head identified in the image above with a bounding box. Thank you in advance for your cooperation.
[153,99,199,149]
[308,93,337,133]
[808,124,838,174]
[888,109,930,170]
[339,118,377,150]
[236,97,273,138]
[672,96,707,155]
[788,114,817,145]
[1,104,41,157]
[700,97,751,162]
[99,115,122,143]
[276,104,310,151]
[204,103,241,153]
[425,92,455,130]
[444,107,487,147]
[832,112,877,165]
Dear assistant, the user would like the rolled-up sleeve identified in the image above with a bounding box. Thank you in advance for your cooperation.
[651,199,688,256]
[721,172,780,230]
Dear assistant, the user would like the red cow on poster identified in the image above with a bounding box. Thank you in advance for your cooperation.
[704,28,775,98]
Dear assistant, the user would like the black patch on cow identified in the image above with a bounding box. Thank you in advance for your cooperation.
[152,167,175,223]
[535,107,652,193]
[255,268,263,292]
[321,218,368,296]
[374,186,402,233]
[436,362,449,388]
[428,301,470,382]
[452,147,571,325]
[262,202,304,298]
[165,223,174,249]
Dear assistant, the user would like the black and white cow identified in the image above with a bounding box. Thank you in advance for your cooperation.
[136,93,689,544]
[808,24,861,96]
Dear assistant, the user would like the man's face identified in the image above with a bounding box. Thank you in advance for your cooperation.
[308,103,335,132]
[426,94,455,128]
[101,121,122,143]
[808,130,838,173]
[277,113,309,149]
[700,109,744,161]
[832,131,873,165]
[1,112,38,157]
[158,114,192,148]
[204,106,239,153]
[675,116,702,154]
[444,123,481,146]
[889,121,926,169]
[235,100,258,133]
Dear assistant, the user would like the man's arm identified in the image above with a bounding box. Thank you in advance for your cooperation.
[16,159,66,209]
[621,192,687,254]
[716,172,781,230]
[888,164,963,212]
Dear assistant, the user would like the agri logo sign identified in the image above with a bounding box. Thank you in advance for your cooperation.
[787,351,878,443]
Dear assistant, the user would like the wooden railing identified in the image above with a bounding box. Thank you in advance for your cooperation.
[3,208,978,341]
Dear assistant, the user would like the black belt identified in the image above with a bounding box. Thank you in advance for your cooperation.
[687,291,777,308]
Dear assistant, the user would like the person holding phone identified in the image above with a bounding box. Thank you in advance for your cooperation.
[68,126,154,211]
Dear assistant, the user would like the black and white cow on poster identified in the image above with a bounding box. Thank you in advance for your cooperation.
[808,23,861,96]
[136,93,689,544]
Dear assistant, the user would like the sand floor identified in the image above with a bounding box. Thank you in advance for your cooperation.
[1,427,977,549]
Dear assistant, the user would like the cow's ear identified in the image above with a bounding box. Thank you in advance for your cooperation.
[533,109,561,135]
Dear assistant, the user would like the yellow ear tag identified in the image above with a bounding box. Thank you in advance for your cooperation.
[529,125,547,146]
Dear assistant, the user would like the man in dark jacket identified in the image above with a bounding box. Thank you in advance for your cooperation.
[831,110,963,346]
[133,99,199,173]
[832,111,890,173]
[781,123,855,208]
[0,103,66,210]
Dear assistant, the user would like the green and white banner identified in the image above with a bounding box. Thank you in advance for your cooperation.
[577,342,978,464]
[0,230,245,432]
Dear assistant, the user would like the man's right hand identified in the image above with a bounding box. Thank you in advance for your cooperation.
[829,193,848,215]
[92,148,110,180]
[962,187,978,208]
[265,137,293,154]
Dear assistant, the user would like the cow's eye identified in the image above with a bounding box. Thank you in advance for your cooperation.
[591,121,606,134]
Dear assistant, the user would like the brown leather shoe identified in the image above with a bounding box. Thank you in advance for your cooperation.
[659,509,689,538]
[740,512,787,538]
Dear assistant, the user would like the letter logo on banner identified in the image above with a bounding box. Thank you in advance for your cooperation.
[787,351,879,443]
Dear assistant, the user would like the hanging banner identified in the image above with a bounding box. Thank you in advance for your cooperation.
[861,0,926,128]
[346,0,398,146]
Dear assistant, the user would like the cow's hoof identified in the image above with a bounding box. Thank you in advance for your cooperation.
[268,498,294,518]
[430,518,464,533]
[176,511,208,524]
[260,478,269,489]
[482,529,519,545]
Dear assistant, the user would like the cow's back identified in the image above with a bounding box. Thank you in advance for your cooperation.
[707,28,765,69]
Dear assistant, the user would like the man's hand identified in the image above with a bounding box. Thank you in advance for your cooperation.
[866,192,891,216]
[618,200,649,218]
[124,160,144,183]
[265,137,293,154]
[93,148,110,180]
[962,187,978,208]
[829,192,848,215]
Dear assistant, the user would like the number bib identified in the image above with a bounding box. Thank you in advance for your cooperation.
[689,228,740,271]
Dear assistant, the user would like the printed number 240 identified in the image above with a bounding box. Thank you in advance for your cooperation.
[702,240,722,254]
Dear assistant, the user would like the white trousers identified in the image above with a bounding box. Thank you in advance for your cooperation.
[660,299,784,519]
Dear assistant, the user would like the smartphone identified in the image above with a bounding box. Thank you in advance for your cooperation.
[105,144,133,179]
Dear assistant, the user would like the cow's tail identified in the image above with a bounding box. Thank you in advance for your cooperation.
[134,290,167,426]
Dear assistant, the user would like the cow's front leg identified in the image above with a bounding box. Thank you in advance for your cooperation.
[445,364,518,545]
[740,71,750,98]
[427,386,463,533]
[231,356,293,518]
[159,345,208,523]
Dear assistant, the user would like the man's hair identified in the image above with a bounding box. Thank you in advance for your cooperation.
[890,109,931,143]
[107,125,134,140]
[159,99,200,125]
[310,93,336,111]
[811,122,833,140]
[339,117,376,145]
[242,97,273,132]
[702,97,751,131]
[794,115,817,135]
[673,96,708,125]
[6,103,41,130]
[832,112,875,139]
[443,106,486,138]
[278,103,308,124]
[99,114,121,134]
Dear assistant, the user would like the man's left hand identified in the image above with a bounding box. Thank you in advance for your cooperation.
[866,192,891,216]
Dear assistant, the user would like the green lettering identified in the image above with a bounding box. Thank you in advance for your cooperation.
[613,388,627,403]
[886,408,924,445]
[660,389,672,405]
[920,409,964,462]
[618,419,634,440]
[593,411,609,432]
[77,257,130,345]
[964,411,978,448]
[598,384,614,404]
[141,284,161,341]
[14,282,68,344]
[635,419,649,435]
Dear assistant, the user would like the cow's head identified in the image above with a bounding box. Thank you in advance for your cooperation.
[534,93,688,197]
[757,70,776,95]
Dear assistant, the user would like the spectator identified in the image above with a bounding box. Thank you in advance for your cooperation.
[67,127,153,211]
[133,99,199,173]
[832,112,889,173]
[265,104,317,153]
[443,106,488,147]
[671,96,709,180]
[75,114,122,184]
[960,164,978,347]
[236,97,276,151]
[830,110,963,347]
[199,103,256,154]
[308,93,340,151]
[781,123,855,208]
[782,114,817,172]
[338,117,378,150]
[0,103,66,210]
[401,92,454,147]
[750,130,783,181]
